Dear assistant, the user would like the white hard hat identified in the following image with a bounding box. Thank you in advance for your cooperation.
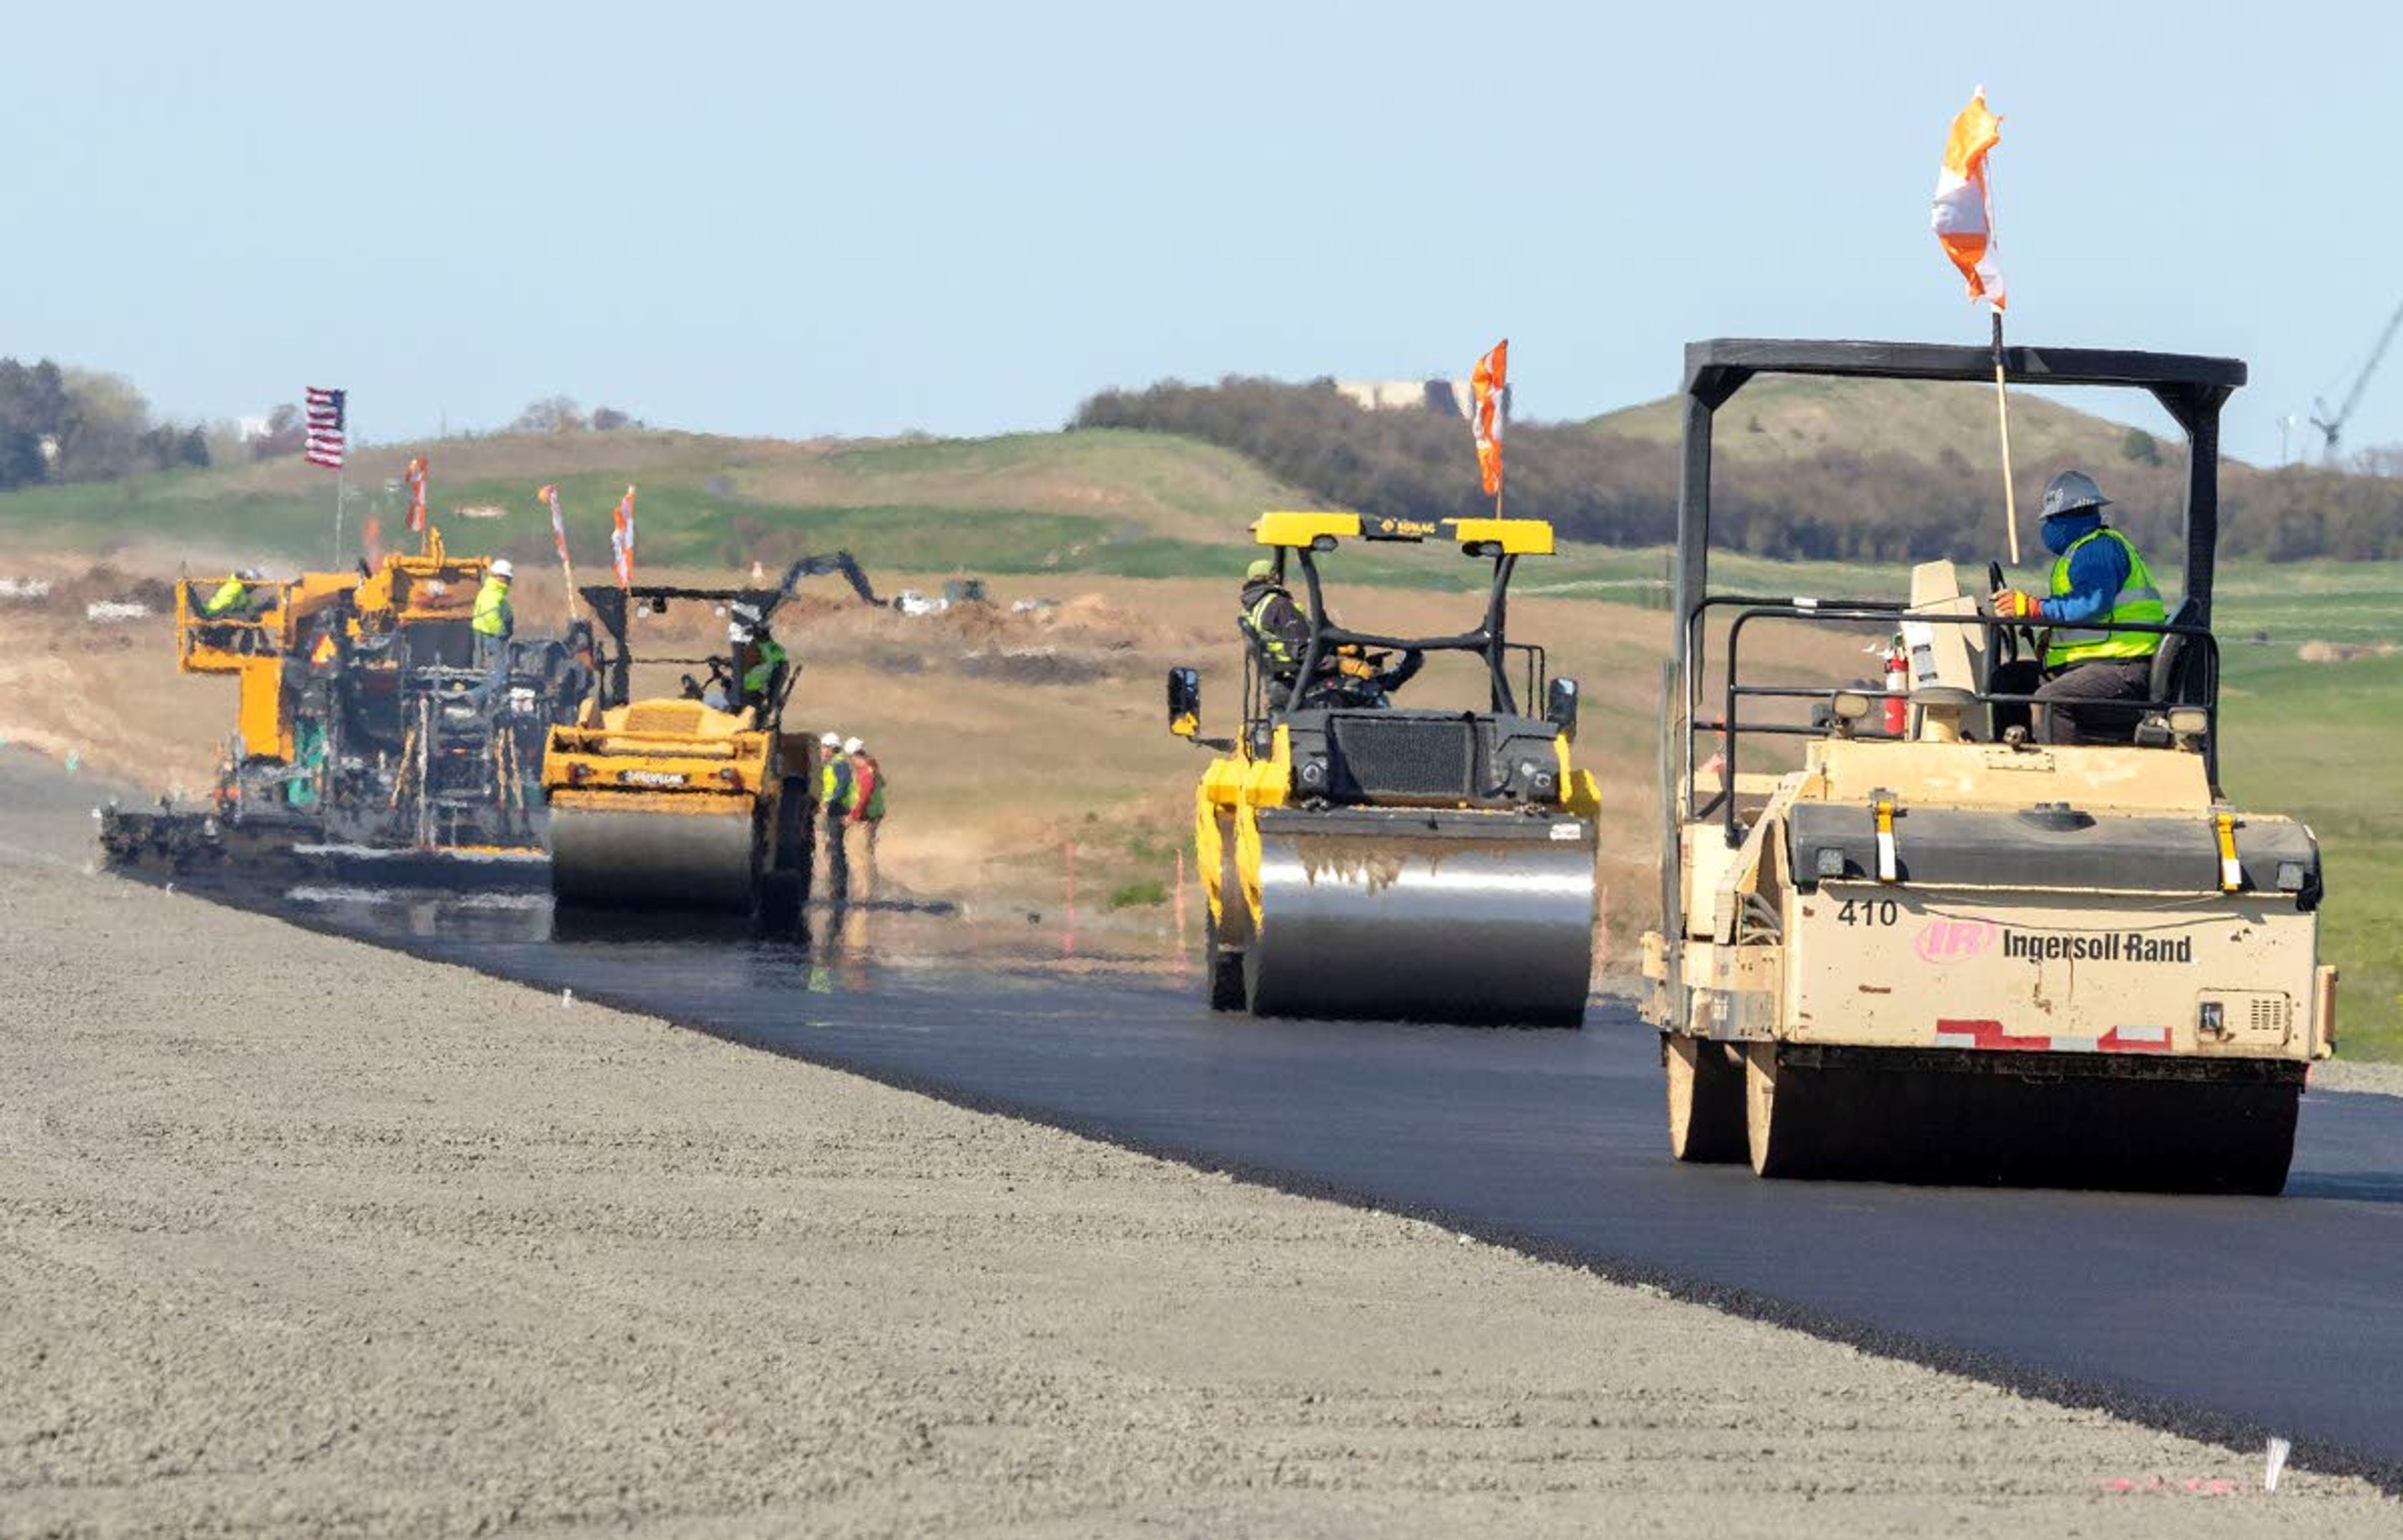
[843,737,864,754]
[237,567,263,581]
[820,732,842,748]
[490,558,514,579]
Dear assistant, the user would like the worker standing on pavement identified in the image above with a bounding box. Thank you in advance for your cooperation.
[818,732,854,899]
[1989,470,2167,745]
[471,558,516,669]
[846,738,883,894]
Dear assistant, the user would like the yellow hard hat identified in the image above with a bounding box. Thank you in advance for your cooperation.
[1245,558,1275,581]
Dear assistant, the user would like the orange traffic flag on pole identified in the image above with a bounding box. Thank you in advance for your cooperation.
[539,484,581,621]
[403,456,429,534]
[610,485,636,588]
[1471,340,1508,502]
[1932,89,2006,310]
[1932,88,2020,560]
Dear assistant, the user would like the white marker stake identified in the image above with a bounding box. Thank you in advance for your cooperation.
[2266,1435,2290,1492]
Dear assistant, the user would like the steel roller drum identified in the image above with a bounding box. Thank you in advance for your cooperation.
[549,803,759,913]
[1243,807,1596,1025]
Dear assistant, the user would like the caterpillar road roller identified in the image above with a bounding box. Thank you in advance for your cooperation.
[1167,511,1601,1025]
[541,554,883,928]
[1644,339,2334,1193]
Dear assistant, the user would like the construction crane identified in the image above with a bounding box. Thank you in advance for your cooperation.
[2310,297,2403,463]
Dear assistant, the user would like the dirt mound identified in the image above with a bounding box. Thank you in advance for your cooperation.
[2297,640,2400,663]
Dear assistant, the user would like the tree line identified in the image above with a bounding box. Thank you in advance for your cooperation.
[1072,376,2403,563]
[0,358,210,491]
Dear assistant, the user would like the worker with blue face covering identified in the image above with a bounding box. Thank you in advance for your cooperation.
[1988,469,2167,745]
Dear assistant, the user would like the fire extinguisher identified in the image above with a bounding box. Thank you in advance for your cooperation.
[1882,633,1909,735]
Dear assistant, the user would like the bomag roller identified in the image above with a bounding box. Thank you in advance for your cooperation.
[1167,511,1602,1025]
[1645,339,2334,1193]
[542,555,880,927]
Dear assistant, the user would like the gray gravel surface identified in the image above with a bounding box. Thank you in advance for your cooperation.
[1,754,2394,1537]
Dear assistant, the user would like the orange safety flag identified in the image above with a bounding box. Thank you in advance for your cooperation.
[609,484,636,588]
[1931,89,2006,310]
[310,632,339,667]
[362,514,383,564]
[539,484,569,562]
[1470,339,1508,497]
[404,455,429,533]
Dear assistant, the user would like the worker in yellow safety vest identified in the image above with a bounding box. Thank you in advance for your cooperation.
[471,558,515,666]
[817,732,854,899]
[200,568,268,618]
[1989,470,2168,745]
[742,626,788,706]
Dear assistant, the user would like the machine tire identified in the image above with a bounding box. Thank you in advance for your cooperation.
[1203,909,1248,1012]
[1666,1034,1748,1163]
[757,777,813,940]
[1745,1043,1798,1177]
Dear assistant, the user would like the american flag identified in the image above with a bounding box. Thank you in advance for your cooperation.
[304,387,346,468]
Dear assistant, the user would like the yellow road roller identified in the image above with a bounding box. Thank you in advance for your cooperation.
[1645,338,2334,1193]
[1168,511,1601,1025]
[541,563,844,930]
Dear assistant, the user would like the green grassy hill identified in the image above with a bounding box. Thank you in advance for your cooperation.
[1583,374,2187,473]
[0,427,1307,579]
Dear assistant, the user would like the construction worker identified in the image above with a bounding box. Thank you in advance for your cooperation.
[472,558,516,668]
[1990,469,2168,745]
[200,568,268,618]
[846,737,883,893]
[818,732,854,899]
[742,624,789,708]
[195,568,270,652]
[1238,558,1309,680]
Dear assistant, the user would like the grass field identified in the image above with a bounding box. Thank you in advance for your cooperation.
[0,428,1304,581]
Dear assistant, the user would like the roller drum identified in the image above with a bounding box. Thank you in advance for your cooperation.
[549,803,760,914]
[1244,810,1596,1025]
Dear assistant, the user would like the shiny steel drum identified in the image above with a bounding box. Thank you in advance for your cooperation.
[549,802,760,914]
[1243,807,1597,1026]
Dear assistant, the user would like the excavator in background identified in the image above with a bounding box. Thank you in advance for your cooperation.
[1167,511,1601,1025]
[99,528,589,882]
[541,552,885,929]
[1645,338,2332,1193]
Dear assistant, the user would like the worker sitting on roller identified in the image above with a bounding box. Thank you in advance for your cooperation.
[1989,469,2166,746]
[1238,558,1310,676]
[739,621,788,711]
[1238,558,1422,709]
[471,558,516,668]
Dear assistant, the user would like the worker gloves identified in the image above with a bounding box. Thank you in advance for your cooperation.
[1991,588,2040,620]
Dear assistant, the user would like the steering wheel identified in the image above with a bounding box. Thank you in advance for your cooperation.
[1986,560,2040,665]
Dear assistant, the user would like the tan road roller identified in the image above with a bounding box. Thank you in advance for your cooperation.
[543,556,881,929]
[1168,511,1601,1025]
[1644,339,2334,1193]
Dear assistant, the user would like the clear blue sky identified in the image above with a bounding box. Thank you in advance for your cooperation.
[6,0,2394,466]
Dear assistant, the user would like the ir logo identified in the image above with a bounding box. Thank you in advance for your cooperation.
[1915,917,1997,964]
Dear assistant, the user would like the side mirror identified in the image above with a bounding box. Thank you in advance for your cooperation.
[1167,666,1201,738]
[1546,676,1581,740]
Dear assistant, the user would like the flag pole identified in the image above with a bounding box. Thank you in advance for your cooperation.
[1990,307,2019,565]
[334,464,345,567]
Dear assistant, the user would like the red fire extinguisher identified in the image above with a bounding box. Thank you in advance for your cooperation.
[1883,633,1909,735]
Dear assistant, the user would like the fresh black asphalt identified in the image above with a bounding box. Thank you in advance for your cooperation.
[181,887,2403,1489]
